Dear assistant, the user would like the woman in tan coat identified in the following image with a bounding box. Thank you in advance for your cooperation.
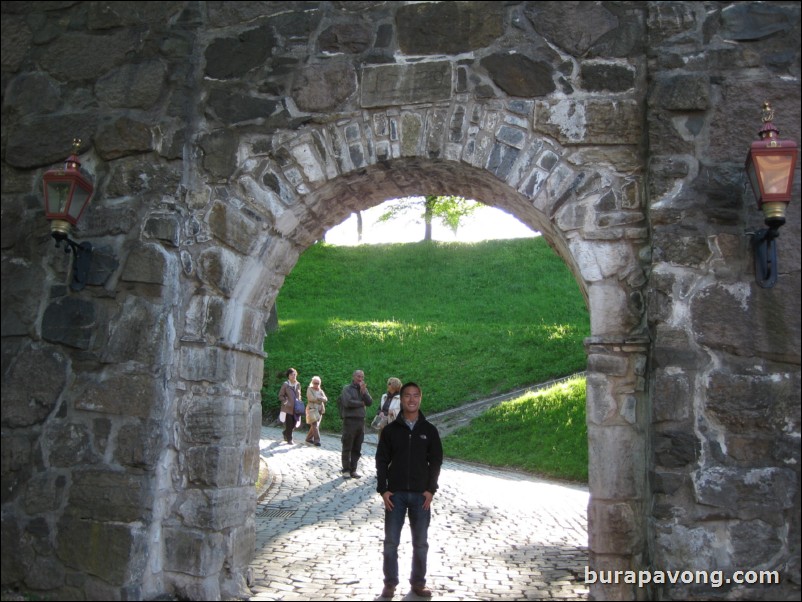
[305,375,328,446]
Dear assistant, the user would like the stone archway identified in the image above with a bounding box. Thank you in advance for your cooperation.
[172,101,650,599]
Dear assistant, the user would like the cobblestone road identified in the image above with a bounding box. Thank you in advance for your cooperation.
[249,426,589,601]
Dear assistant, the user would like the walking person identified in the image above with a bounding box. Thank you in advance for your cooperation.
[278,368,303,444]
[376,382,443,599]
[305,375,327,446]
[338,369,373,478]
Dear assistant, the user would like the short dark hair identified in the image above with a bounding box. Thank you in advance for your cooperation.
[400,382,421,398]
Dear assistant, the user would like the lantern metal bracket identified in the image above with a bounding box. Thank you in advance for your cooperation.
[748,227,780,289]
[53,233,93,291]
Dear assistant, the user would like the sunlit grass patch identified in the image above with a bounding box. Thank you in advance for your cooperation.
[329,319,432,343]
[443,377,588,482]
[543,323,577,341]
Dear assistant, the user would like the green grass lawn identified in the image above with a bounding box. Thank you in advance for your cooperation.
[443,376,588,482]
[263,238,590,480]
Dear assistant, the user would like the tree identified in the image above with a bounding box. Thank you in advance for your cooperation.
[377,195,480,241]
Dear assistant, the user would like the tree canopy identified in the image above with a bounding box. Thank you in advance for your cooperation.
[377,195,481,241]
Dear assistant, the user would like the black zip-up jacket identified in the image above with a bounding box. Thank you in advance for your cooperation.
[375,411,443,495]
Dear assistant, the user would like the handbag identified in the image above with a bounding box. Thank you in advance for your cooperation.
[371,414,388,430]
[291,385,304,414]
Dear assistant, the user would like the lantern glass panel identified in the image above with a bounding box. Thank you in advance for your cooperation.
[68,185,91,221]
[754,154,793,195]
[46,180,72,215]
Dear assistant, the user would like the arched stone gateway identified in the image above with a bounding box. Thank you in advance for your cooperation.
[1,2,799,601]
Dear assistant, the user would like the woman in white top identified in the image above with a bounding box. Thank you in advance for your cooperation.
[378,377,402,434]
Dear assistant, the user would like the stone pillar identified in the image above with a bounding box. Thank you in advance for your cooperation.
[586,336,650,600]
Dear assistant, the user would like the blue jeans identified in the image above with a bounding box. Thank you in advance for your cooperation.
[383,491,431,588]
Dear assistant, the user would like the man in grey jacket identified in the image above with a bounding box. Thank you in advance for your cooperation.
[338,369,373,478]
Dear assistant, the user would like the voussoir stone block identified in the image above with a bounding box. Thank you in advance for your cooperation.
[198,246,242,297]
[208,201,259,255]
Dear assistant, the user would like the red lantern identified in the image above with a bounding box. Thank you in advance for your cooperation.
[43,139,95,240]
[744,102,799,288]
[745,101,798,228]
[42,139,94,290]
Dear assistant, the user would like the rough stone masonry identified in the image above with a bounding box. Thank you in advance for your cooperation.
[1,2,799,601]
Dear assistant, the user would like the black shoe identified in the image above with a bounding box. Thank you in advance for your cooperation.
[381,585,395,599]
[350,472,362,479]
[314,442,321,446]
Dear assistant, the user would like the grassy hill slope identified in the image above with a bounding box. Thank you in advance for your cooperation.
[263,238,589,422]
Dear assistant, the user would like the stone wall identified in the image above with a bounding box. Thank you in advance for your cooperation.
[645,2,801,600]
[0,2,799,601]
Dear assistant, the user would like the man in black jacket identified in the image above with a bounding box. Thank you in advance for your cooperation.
[376,382,443,600]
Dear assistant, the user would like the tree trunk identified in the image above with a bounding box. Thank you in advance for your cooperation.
[356,210,363,242]
[424,196,435,241]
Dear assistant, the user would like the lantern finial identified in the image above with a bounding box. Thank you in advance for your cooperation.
[761,101,774,123]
